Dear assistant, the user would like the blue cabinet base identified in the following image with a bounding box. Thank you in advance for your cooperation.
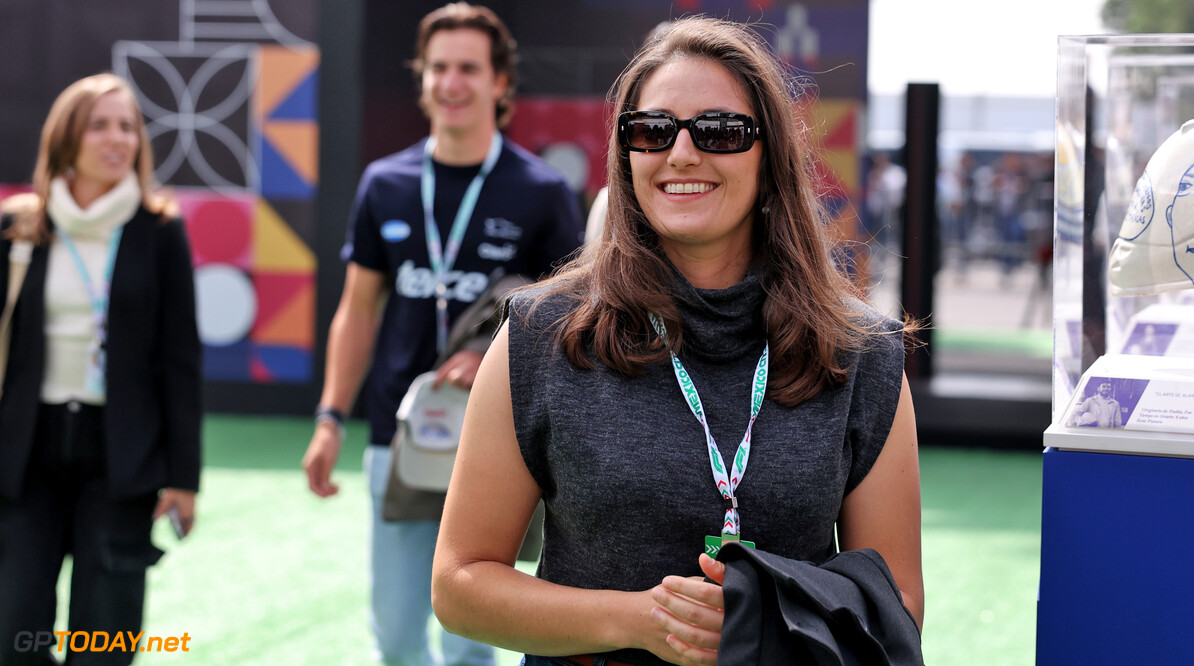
[1037,448,1194,664]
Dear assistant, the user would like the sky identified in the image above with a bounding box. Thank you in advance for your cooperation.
[869,0,1111,97]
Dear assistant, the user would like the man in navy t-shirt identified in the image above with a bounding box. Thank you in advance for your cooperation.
[301,4,583,664]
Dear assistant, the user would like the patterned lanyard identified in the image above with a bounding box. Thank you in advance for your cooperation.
[651,314,769,539]
[56,226,124,350]
[420,132,503,353]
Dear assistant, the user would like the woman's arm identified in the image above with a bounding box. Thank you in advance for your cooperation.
[837,372,924,629]
[431,323,721,663]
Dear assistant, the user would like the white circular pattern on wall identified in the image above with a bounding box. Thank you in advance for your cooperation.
[195,264,258,346]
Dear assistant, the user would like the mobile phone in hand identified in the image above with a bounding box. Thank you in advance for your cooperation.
[167,506,187,540]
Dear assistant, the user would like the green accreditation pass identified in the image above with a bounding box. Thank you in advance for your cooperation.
[704,535,756,559]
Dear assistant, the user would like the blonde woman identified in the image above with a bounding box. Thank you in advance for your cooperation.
[0,73,200,665]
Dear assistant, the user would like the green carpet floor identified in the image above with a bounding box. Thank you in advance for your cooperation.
[935,328,1053,358]
[57,415,1042,665]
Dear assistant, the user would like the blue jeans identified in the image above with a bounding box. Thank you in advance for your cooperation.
[365,445,495,666]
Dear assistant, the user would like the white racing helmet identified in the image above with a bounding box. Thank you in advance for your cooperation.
[1109,118,1194,296]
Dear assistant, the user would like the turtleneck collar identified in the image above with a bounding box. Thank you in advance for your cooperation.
[46,172,140,239]
[669,259,767,363]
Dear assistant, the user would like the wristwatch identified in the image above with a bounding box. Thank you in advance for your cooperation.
[315,405,347,440]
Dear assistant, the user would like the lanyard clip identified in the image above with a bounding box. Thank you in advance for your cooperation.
[721,494,738,511]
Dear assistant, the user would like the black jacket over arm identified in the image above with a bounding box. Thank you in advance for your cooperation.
[0,207,202,500]
[718,543,924,666]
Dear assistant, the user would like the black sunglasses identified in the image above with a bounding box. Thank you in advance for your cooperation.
[618,111,762,154]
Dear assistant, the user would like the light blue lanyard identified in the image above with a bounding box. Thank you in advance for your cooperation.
[420,132,503,353]
[56,226,124,348]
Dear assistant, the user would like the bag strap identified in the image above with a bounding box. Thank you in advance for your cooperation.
[0,240,33,398]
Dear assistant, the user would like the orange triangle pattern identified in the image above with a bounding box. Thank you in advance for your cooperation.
[255,280,314,347]
[256,46,319,122]
[262,121,319,185]
[254,200,315,272]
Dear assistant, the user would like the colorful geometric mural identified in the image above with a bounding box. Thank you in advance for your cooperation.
[803,99,867,277]
[179,191,315,383]
[111,4,320,384]
[803,98,862,215]
[247,47,319,383]
[257,47,319,200]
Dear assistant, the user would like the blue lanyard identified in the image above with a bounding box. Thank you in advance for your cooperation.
[56,226,124,348]
[420,132,503,353]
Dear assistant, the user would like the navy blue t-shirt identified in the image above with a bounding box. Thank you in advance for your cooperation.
[344,136,584,445]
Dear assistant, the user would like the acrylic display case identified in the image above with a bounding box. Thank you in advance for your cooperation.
[1049,33,1194,450]
[1039,34,1194,666]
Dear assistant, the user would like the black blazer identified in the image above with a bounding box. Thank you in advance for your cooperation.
[0,206,202,500]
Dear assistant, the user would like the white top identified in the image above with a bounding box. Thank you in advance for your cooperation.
[43,232,113,404]
[41,174,138,404]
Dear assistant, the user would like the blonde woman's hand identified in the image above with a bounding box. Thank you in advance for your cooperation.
[153,488,196,536]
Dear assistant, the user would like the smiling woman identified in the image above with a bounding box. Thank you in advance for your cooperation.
[431,16,924,666]
[71,92,141,209]
[0,73,201,666]
[628,59,763,289]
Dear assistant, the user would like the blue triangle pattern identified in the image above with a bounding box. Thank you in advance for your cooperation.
[259,133,314,199]
[268,70,318,121]
[254,345,312,383]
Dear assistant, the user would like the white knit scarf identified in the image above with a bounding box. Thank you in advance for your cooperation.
[45,172,141,238]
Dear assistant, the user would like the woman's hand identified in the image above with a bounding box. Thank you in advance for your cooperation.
[153,488,196,536]
[646,554,727,665]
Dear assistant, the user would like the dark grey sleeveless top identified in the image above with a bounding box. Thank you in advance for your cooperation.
[508,273,903,665]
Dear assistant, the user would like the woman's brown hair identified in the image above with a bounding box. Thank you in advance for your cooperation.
[2,73,174,243]
[527,17,909,407]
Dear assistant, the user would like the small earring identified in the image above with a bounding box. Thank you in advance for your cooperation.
[761,205,770,214]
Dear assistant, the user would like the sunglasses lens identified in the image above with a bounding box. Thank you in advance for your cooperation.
[693,115,748,152]
[625,117,676,150]
[622,112,756,153]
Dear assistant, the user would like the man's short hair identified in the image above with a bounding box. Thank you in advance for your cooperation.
[410,2,519,127]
